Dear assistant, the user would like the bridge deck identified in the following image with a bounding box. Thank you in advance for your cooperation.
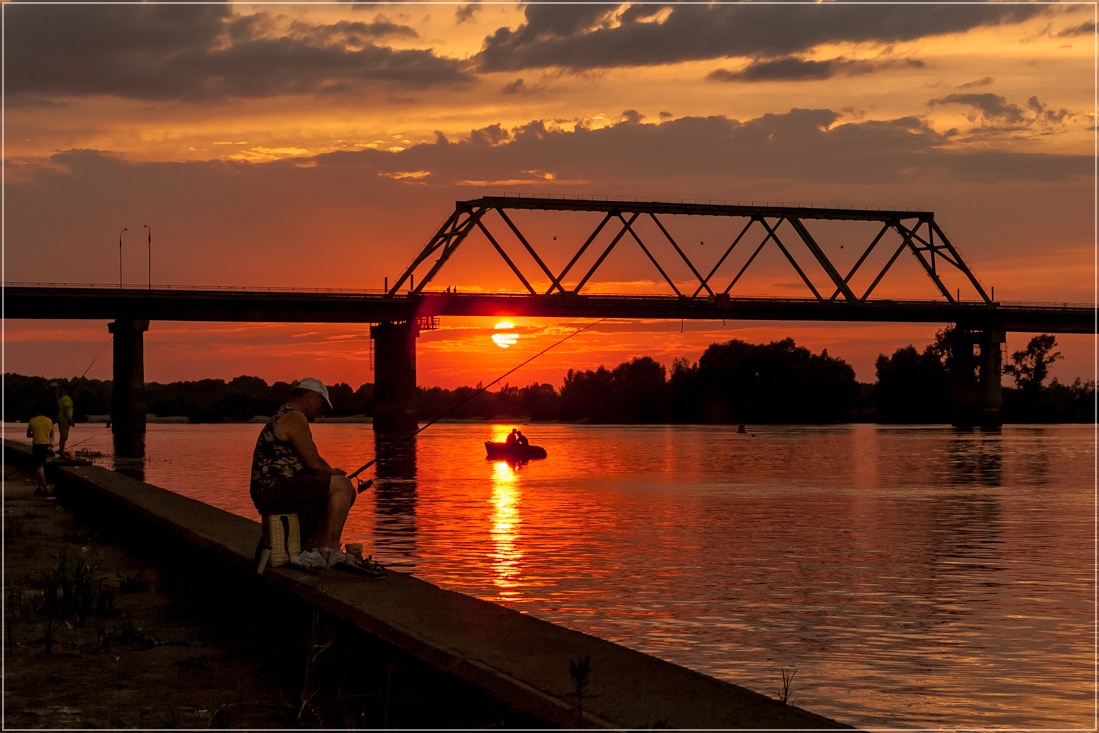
[4,285,1093,333]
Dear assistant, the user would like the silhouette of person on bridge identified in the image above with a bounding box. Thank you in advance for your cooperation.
[250,378,357,568]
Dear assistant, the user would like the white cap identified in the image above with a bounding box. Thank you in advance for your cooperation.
[295,377,332,409]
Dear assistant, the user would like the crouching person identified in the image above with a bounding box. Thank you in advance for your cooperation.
[250,378,354,569]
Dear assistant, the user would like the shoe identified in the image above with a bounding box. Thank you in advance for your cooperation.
[290,549,327,570]
[319,547,346,569]
[339,554,386,578]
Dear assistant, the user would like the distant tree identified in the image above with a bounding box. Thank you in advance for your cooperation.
[666,357,701,423]
[327,382,355,416]
[611,357,667,422]
[694,338,857,424]
[872,344,951,423]
[1004,334,1062,392]
[519,382,558,421]
[559,367,614,422]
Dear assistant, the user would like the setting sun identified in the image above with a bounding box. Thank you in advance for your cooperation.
[492,322,518,348]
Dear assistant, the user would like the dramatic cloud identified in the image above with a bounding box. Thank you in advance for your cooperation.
[4,4,470,103]
[708,56,924,83]
[928,93,1077,133]
[475,3,1052,72]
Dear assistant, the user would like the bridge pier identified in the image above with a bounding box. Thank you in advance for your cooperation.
[109,318,149,436]
[371,320,419,433]
[949,327,1004,428]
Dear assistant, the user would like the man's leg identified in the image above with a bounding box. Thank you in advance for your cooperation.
[309,475,356,551]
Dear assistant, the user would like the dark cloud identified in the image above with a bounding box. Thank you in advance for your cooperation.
[346,108,1089,187]
[708,56,924,83]
[455,3,480,24]
[958,77,995,89]
[4,4,470,103]
[475,3,1051,72]
[1057,21,1096,37]
[927,93,1077,133]
[930,93,1027,124]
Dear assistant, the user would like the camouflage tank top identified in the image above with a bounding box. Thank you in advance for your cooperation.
[250,403,306,493]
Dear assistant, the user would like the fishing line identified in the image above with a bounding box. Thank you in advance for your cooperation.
[348,317,607,489]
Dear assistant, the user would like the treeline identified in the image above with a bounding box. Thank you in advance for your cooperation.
[3,375,373,423]
[4,332,1092,425]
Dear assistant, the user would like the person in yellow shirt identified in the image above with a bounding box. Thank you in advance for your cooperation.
[51,382,74,457]
[26,405,55,496]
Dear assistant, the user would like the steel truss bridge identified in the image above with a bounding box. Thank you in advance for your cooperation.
[4,196,1094,431]
[6,196,1092,332]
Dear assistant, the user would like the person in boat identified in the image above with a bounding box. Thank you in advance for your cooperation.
[516,430,529,447]
[250,378,355,569]
[506,428,519,446]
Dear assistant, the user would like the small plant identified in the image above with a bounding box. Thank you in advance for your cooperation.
[778,665,798,705]
[569,654,595,727]
[298,605,334,723]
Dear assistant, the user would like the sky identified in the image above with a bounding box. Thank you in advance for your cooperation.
[3,1,1096,394]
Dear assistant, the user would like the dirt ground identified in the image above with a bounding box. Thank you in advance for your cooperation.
[3,460,541,729]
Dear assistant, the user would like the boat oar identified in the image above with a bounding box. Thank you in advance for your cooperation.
[348,317,606,491]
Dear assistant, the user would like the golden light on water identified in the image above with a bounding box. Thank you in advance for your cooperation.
[492,321,518,348]
[490,461,523,600]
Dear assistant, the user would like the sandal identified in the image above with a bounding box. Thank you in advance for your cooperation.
[338,554,386,578]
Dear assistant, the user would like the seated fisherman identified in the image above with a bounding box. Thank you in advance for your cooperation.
[250,378,355,568]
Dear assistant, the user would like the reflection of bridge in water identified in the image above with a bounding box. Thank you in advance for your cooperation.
[6,196,1093,435]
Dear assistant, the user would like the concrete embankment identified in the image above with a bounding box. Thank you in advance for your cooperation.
[5,440,852,729]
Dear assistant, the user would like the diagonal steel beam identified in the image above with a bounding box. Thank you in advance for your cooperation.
[572,212,641,294]
[495,208,565,295]
[895,219,956,302]
[647,213,713,297]
[724,219,773,294]
[928,220,992,303]
[758,217,823,300]
[787,217,857,302]
[695,219,755,297]
[550,212,614,294]
[618,213,683,297]
[832,222,890,302]
[475,219,538,295]
[389,205,487,295]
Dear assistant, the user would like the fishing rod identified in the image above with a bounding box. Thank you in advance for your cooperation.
[348,317,607,490]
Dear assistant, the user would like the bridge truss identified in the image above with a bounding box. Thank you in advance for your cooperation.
[389,196,992,305]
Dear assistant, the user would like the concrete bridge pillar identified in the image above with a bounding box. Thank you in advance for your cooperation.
[109,318,149,437]
[370,320,419,433]
[950,327,1004,428]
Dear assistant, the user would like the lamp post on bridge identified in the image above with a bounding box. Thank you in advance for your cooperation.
[118,228,127,288]
[144,225,151,290]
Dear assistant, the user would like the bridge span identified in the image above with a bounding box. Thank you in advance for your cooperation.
[4,285,1092,333]
[5,196,1094,432]
[5,283,1093,435]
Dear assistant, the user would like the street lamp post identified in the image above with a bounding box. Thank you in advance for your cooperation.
[119,228,127,288]
[144,225,151,289]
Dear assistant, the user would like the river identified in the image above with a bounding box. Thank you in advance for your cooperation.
[21,420,1095,728]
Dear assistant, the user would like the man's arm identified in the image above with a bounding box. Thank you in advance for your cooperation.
[277,411,344,475]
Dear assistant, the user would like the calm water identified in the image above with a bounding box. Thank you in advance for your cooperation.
[17,421,1096,728]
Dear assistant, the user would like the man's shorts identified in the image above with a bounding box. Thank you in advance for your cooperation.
[31,444,50,468]
[58,422,71,440]
[251,472,331,537]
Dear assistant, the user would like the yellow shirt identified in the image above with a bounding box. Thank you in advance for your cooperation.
[27,415,53,445]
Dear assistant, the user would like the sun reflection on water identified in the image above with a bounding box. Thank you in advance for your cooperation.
[489,460,523,601]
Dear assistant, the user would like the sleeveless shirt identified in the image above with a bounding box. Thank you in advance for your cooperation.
[250,403,306,493]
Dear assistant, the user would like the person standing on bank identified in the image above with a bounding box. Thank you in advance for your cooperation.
[27,402,55,495]
[250,378,355,568]
[52,382,74,457]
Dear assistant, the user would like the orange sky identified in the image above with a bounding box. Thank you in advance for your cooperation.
[3,2,1095,391]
